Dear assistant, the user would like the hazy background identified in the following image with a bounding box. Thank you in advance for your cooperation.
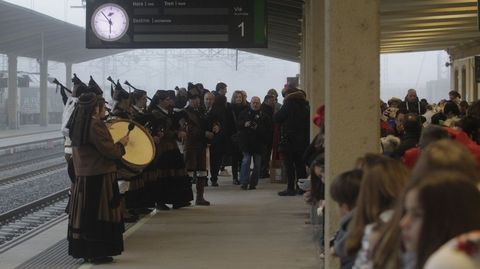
[1,0,451,103]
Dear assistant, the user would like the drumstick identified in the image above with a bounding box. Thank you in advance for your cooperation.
[127,122,135,136]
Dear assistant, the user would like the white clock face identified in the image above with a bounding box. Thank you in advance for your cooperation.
[91,3,129,42]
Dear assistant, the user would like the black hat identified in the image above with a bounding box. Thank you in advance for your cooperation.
[88,76,103,95]
[131,89,147,100]
[215,82,227,92]
[154,90,169,101]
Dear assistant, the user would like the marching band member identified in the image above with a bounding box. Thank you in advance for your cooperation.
[147,90,193,210]
[125,88,153,214]
[67,92,129,264]
[183,90,211,206]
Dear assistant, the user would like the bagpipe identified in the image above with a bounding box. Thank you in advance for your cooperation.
[52,78,72,105]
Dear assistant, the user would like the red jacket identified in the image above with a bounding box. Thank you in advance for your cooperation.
[401,128,480,168]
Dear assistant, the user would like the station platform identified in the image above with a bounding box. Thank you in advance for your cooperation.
[0,124,63,154]
[2,177,321,269]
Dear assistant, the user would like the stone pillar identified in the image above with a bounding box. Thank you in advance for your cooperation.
[39,58,48,126]
[324,0,381,268]
[65,62,73,91]
[7,54,18,129]
[307,0,325,137]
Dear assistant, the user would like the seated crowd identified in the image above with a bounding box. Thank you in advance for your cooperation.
[301,88,480,269]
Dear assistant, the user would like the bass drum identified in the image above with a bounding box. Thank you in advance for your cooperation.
[108,119,155,179]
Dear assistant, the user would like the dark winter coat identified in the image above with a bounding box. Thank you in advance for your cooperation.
[273,90,310,152]
[399,100,426,115]
[237,108,271,154]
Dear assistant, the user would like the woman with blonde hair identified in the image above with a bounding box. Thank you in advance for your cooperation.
[345,154,409,268]
[230,90,249,184]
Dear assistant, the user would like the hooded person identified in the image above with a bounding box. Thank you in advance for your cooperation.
[62,74,93,183]
[66,92,128,264]
[275,83,310,196]
[399,88,427,115]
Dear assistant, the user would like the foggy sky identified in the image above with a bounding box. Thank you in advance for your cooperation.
[3,0,451,103]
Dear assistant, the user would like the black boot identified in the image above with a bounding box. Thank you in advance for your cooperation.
[195,177,211,206]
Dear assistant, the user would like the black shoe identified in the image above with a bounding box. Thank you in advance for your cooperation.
[134,208,153,215]
[156,204,170,211]
[88,256,114,264]
[233,179,240,185]
[278,189,296,196]
[241,184,248,190]
[172,202,191,209]
[248,185,256,190]
[211,181,219,187]
[297,189,306,195]
[123,214,139,223]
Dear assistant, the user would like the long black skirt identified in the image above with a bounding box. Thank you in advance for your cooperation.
[67,173,124,259]
[154,148,193,205]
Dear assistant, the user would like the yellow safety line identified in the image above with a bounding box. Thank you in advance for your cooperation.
[78,210,156,269]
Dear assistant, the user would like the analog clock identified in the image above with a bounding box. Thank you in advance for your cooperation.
[91,3,129,42]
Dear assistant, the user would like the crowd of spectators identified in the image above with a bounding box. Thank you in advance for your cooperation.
[300,88,480,269]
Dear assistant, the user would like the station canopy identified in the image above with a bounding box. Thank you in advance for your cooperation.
[0,0,128,64]
[0,0,479,64]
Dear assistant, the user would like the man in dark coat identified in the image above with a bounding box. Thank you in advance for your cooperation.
[274,85,310,196]
[399,88,426,115]
[237,96,271,190]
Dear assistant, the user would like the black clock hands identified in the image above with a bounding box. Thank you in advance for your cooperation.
[101,11,113,34]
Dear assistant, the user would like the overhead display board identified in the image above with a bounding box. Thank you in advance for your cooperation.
[86,0,267,48]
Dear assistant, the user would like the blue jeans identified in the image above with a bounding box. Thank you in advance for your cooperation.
[240,152,262,186]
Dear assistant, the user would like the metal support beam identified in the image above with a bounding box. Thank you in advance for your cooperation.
[7,54,18,129]
[39,58,48,126]
[65,62,72,90]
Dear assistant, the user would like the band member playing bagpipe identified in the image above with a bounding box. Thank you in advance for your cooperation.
[147,90,193,210]
[183,88,212,205]
[123,83,155,214]
[66,92,129,264]
[110,79,131,119]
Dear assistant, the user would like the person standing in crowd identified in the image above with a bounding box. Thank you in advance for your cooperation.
[229,90,249,185]
[260,94,275,178]
[67,92,128,264]
[148,90,193,210]
[399,89,426,115]
[183,91,211,205]
[448,90,462,106]
[237,96,271,190]
[267,88,282,112]
[204,92,223,187]
[275,84,310,196]
[174,86,188,109]
[211,82,231,182]
[391,113,422,159]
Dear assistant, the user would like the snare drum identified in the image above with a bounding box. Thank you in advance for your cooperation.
[108,119,155,179]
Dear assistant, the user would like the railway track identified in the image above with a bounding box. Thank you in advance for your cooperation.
[0,161,66,190]
[0,188,69,254]
[0,152,64,171]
